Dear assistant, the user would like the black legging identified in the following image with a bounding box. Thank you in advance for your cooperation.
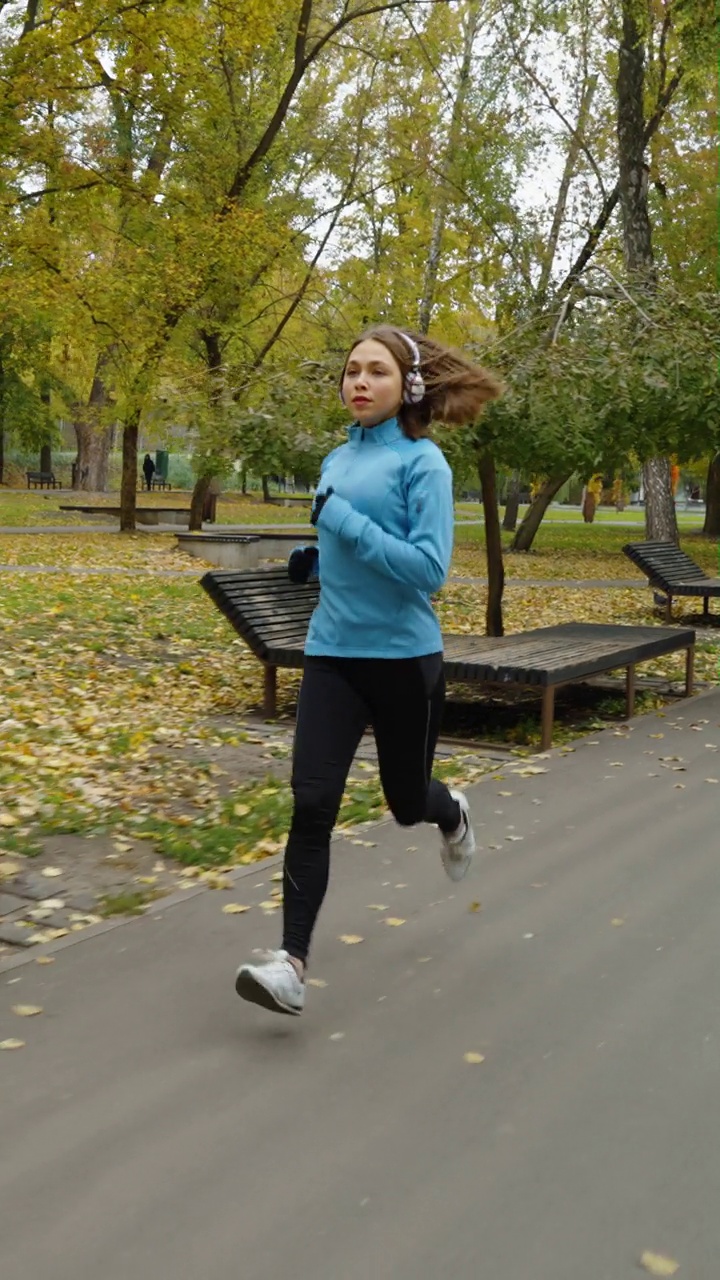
[282,653,461,963]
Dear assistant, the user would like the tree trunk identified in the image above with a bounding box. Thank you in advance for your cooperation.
[510,473,571,552]
[617,2,678,545]
[417,0,480,333]
[40,442,52,473]
[73,354,116,491]
[502,472,521,532]
[703,453,720,537]
[477,450,504,636]
[643,457,678,542]
[262,474,271,502]
[582,488,597,523]
[190,475,211,531]
[0,426,4,485]
[536,75,598,304]
[119,410,140,532]
[241,468,247,495]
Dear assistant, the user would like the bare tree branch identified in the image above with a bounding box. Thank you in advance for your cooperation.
[8,180,105,204]
[554,65,684,301]
[226,0,449,205]
[502,19,607,198]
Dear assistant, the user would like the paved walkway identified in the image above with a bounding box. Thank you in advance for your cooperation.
[3,694,720,1278]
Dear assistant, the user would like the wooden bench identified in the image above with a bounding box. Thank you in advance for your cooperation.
[623,540,720,622]
[201,567,696,750]
[26,471,59,489]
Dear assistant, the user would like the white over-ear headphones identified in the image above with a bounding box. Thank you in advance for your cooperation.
[339,331,426,406]
[398,332,426,405]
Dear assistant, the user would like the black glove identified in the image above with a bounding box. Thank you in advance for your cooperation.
[287,545,319,585]
[310,486,334,527]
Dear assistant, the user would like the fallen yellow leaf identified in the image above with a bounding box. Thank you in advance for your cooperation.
[307,978,327,988]
[233,803,251,818]
[469,901,482,913]
[222,903,251,914]
[339,934,364,945]
[366,904,389,911]
[464,1052,485,1064]
[0,1039,25,1050]
[0,812,18,827]
[35,956,55,965]
[384,917,406,926]
[611,918,625,927]
[41,866,62,878]
[639,1250,679,1276]
[12,1005,43,1017]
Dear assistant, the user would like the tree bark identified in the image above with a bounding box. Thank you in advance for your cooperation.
[0,426,4,485]
[510,473,571,552]
[477,450,504,636]
[642,457,678,541]
[582,487,597,523]
[73,360,114,491]
[502,472,521,532]
[537,75,598,304]
[617,0,677,546]
[189,329,223,527]
[262,474,271,502]
[189,475,211,531]
[40,442,52,473]
[417,0,480,333]
[703,453,720,537]
[120,409,140,532]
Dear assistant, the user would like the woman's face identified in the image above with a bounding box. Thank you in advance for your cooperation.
[342,339,403,427]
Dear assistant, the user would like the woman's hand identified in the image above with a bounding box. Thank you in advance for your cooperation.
[310,487,334,527]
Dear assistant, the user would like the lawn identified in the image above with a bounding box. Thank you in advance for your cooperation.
[0,518,718,871]
[0,487,312,527]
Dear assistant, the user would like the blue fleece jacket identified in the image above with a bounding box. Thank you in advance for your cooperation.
[303,416,454,658]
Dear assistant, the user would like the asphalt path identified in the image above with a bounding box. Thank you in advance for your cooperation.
[3,692,720,1279]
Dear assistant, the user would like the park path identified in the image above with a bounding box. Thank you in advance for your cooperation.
[2,692,720,1279]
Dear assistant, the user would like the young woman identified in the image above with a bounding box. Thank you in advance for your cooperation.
[236,325,501,1015]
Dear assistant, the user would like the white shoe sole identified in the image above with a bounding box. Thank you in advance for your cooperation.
[235,967,303,1016]
[441,792,476,882]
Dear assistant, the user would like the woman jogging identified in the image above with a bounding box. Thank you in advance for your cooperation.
[236,325,501,1016]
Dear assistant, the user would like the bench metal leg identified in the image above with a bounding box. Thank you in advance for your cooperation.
[263,663,278,717]
[685,644,695,697]
[625,664,636,718]
[540,687,555,751]
[703,598,710,619]
[665,594,673,623]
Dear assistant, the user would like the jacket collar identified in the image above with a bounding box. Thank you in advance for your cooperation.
[347,416,403,444]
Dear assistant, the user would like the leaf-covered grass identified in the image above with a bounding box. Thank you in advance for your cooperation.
[0,531,199,569]
[453,520,719,579]
[0,520,718,869]
[0,488,312,527]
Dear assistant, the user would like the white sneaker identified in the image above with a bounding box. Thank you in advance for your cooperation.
[235,949,305,1016]
[440,790,476,882]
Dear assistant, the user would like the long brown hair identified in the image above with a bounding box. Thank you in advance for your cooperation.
[342,324,503,438]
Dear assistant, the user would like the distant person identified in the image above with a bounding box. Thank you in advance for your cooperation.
[142,454,155,491]
[235,324,502,1017]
